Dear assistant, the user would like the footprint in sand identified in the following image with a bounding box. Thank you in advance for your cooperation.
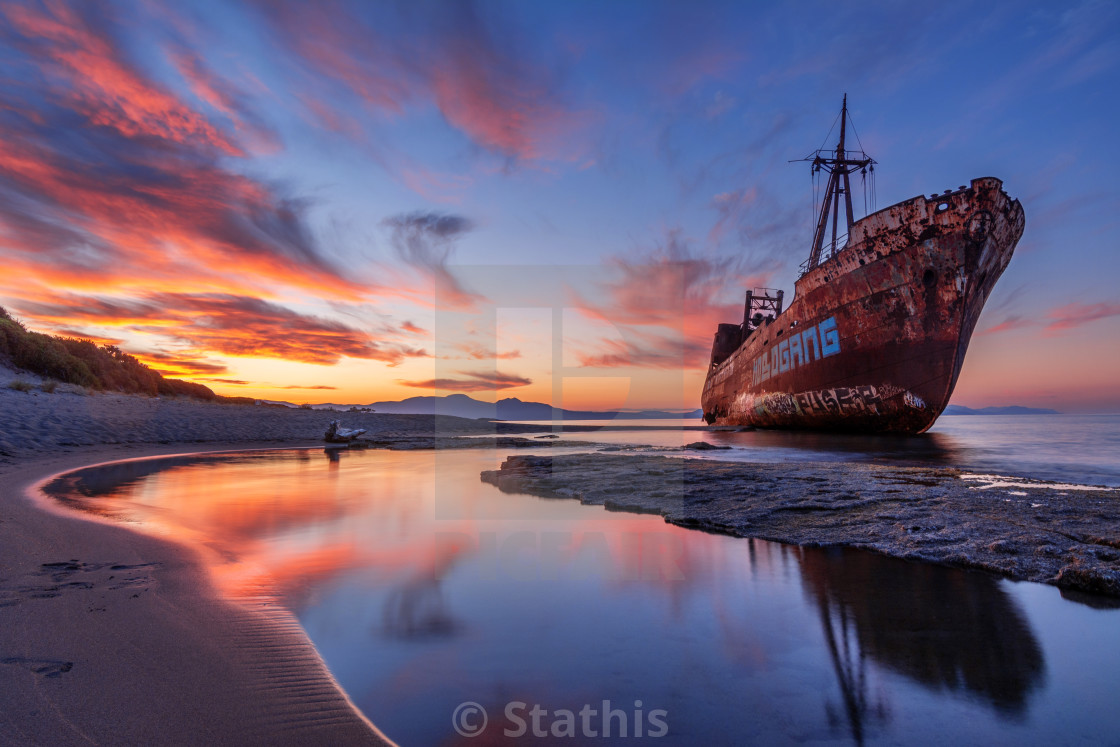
[106,563,160,591]
[0,560,162,605]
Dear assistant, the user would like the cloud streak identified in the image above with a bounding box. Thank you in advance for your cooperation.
[1044,302,1120,333]
[567,229,777,371]
[398,369,532,391]
[2,2,240,154]
[453,343,522,361]
[256,0,593,163]
[979,300,1120,337]
[0,0,370,308]
[15,292,429,366]
[135,351,230,377]
[0,0,451,380]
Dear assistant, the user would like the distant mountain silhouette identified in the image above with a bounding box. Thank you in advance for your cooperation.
[286,393,702,420]
[942,405,1060,415]
[269,395,1059,420]
[368,394,702,421]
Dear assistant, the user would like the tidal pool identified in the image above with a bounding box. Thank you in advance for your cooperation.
[48,447,1120,745]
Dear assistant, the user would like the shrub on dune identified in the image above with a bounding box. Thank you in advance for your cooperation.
[0,306,221,401]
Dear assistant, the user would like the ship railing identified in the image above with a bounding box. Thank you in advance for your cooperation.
[800,233,850,274]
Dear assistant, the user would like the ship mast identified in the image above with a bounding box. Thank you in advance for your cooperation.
[798,95,875,273]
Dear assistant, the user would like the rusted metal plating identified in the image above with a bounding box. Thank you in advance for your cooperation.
[701,177,1024,433]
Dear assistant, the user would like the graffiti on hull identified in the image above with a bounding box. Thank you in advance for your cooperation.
[751,317,840,386]
[795,385,885,416]
[746,384,927,419]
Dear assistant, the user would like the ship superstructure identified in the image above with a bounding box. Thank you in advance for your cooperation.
[701,97,1024,433]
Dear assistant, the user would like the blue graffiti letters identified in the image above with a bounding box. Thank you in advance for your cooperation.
[752,316,840,385]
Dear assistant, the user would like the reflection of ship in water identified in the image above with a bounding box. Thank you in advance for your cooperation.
[797,546,1045,743]
[381,579,458,639]
[381,537,468,639]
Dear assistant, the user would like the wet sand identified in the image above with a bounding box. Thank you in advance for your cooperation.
[0,442,395,745]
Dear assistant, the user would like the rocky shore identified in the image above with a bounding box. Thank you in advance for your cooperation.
[482,453,1120,597]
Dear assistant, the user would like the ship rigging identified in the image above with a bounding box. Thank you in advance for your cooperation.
[701,96,1024,433]
[795,94,877,273]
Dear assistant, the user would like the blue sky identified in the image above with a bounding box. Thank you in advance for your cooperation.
[0,0,1117,410]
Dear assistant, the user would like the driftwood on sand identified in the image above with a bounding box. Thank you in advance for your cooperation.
[324,420,367,443]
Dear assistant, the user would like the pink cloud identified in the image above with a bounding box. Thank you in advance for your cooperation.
[1044,302,1120,333]
[454,344,522,361]
[708,188,759,245]
[425,34,592,162]
[297,92,366,139]
[978,301,1120,337]
[14,292,430,367]
[258,1,594,163]
[168,46,280,153]
[3,2,241,155]
[400,166,474,204]
[0,1,397,307]
[565,230,776,372]
[398,370,532,391]
[977,315,1037,336]
[575,334,708,370]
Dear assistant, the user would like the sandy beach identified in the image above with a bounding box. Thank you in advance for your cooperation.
[0,365,544,460]
[0,438,402,745]
[0,375,497,745]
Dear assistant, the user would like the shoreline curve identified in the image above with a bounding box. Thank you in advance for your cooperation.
[0,440,394,746]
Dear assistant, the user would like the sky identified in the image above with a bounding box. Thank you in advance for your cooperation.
[0,0,1118,412]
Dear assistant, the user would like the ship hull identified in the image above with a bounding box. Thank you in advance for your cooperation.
[701,177,1024,434]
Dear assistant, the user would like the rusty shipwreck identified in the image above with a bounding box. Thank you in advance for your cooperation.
[701,96,1025,433]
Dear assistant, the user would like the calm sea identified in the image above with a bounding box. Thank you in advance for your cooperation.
[506,413,1120,487]
[48,428,1120,745]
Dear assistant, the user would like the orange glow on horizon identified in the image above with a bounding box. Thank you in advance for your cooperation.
[561,376,631,412]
